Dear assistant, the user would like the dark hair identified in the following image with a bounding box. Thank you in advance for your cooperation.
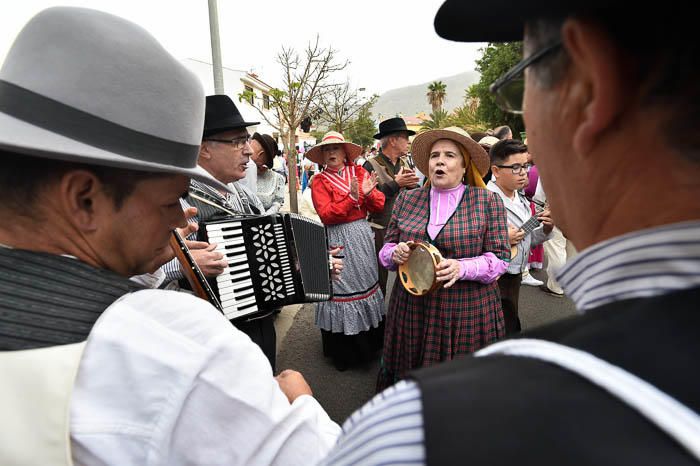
[469,131,488,142]
[1,150,169,217]
[490,139,528,166]
[526,13,700,163]
[492,126,513,140]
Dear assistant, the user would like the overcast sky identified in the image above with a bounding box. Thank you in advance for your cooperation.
[0,0,487,95]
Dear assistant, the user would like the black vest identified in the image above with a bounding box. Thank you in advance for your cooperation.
[0,247,144,350]
[413,286,700,465]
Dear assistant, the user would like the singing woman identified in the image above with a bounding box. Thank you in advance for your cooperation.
[309,131,386,371]
[376,127,510,391]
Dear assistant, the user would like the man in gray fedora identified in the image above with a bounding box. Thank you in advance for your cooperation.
[321,1,700,465]
[0,8,339,466]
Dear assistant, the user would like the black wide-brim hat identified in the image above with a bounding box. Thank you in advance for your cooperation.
[252,132,280,169]
[373,117,416,140]
[203,95,259,137]
[434,0,618,42]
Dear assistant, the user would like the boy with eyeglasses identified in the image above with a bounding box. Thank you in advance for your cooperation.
[485,139,554,333]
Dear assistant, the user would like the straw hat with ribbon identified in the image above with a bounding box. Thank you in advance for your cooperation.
[411,127,490,188]
[305,131,362,166]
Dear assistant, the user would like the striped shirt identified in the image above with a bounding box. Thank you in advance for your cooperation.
[321,220,700,465]
[557,220,700,311]
[318,380,425,465]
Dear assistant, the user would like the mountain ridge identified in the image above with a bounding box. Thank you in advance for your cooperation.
[371,70,480,119]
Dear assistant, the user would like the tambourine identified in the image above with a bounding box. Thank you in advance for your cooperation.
[398,242,444,296]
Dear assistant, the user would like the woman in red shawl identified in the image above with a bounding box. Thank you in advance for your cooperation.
[309,131,386,371]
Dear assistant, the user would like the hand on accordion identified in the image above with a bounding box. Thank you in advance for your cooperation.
[329,247,344,280]
[187,242,227,277]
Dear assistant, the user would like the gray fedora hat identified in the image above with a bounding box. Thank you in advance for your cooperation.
[0,7,227,191]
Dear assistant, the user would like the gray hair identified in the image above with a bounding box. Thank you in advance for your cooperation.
[380,135,392,150]
[524,18,569,89]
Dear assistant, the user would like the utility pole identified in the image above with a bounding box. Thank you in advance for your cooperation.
[207,0,224,94]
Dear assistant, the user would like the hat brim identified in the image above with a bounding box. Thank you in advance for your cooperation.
[306,141,363,166]
[373,129,417,140]
[0,111,230,192]
[411,129,490,179]
[203,120,260,138]
[434,0,614,42]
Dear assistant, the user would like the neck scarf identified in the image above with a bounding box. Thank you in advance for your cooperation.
[319,163,356,195]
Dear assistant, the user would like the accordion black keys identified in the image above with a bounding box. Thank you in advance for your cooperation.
[198,213,332,320]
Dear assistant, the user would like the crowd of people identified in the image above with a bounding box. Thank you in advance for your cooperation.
[1,2,698,466]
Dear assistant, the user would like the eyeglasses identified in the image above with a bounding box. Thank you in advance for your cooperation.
[204,134,251,149]
[489,41,562,114]
[496,163,532,174]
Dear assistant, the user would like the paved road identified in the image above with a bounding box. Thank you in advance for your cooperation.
[275,268,577,424]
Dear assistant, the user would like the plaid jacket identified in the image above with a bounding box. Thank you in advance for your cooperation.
[377,185,509,390]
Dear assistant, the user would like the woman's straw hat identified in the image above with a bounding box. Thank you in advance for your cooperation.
[305,131,362,165]
[411,127,490,177]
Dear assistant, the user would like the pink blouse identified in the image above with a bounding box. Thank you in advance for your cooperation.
[379,185,508,284]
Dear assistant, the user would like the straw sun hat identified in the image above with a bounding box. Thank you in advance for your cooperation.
[411,127,490,180]
[305,131,362,166]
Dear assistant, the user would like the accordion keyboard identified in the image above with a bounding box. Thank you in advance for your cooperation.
[199,214,332,321]
[206,221,258,319]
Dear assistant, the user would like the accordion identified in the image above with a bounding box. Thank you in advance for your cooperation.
[198,213,332,320]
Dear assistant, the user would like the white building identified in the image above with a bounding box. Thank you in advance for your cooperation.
[182,58,279,139]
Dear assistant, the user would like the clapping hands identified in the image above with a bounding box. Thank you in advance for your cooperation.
[395,167,420,188]
[350,172,379,199]
[362,172,378,195]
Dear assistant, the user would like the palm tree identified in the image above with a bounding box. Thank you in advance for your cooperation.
[426,81,447,114]
[449,97,487,133]
[419,109,450,132]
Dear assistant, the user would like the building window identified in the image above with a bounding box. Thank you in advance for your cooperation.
[263,94,270,110]
[244,86,254,105]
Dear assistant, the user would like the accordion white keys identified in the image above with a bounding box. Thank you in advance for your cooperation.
[198,213,332,320]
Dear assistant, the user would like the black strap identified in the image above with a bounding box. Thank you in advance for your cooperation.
[0,80,200,168]
[0,248,145,350]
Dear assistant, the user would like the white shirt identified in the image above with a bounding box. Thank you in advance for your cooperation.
[70,289,340,465]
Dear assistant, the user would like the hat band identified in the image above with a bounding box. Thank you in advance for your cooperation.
[0,80,200,168]
[322,135,344,143]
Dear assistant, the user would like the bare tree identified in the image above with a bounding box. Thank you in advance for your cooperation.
[240,36,347,213]
[314,82,376,134]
